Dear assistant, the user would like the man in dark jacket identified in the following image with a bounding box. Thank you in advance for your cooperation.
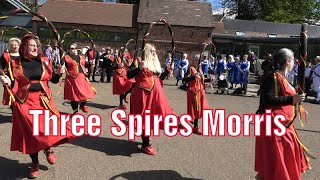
[99,47,114,83]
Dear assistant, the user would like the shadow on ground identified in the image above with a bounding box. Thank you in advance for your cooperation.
[0,156,48,179]
[109,170,203,180]
[62,101,117,110]
[70,135,141,157]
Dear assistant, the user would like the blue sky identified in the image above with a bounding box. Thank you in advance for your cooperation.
[208,0,223,9]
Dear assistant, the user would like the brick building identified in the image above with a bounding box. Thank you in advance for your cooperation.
[212,19,320,59]
[32,0,139,52]
[30,0,214,64]
[2,0,320,61]
[137,0,214,64]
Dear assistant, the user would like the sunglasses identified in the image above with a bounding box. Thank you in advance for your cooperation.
[70,47,76,50]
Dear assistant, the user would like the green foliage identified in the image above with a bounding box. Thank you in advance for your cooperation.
[222,0,320,23]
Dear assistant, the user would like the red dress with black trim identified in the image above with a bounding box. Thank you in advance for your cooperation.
[130,67,174,129]
[10,57,74,154]
[64,55,96,101]
[255,72,311,180]
[112,57,134,95]
[1,52,18,105]
[187,67,209,120]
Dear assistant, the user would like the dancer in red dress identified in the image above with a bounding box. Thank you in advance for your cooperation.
[255,48,311,180]
[127,43,173,155]
[62,43,96,114]
[184,65,209,135]
[112,49,134,109]
[0,34,74,179]
[0,38,20,108]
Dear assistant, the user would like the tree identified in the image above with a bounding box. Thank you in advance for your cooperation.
[222,0,320,23]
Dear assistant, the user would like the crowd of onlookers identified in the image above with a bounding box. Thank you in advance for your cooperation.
[44,44,320,103]
[162,50,320,102]
[163,51,257,95]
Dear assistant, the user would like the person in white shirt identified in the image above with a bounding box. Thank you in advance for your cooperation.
[312,56,320,103]
[176,53,189,86]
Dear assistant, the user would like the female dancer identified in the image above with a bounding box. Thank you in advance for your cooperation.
[127,43,173,155]
[255,48,311,180]
[62,43,96,114]
[0,34,74,178]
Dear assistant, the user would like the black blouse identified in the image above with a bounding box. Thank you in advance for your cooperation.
[20,57,61,91]
[257,72,293,114]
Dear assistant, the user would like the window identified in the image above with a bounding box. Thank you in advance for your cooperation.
[268,33,277,38]
[235,31,246,36]
[37,27,136,43]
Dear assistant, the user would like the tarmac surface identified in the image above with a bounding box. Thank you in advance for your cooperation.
[0,78,319,180]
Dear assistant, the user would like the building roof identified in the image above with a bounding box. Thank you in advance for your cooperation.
[32,0,138,28]
[1,14,33,27]
[138,0,213,27]
[0,0,32,27]
[223,19,320,37]
[0,0,17,13]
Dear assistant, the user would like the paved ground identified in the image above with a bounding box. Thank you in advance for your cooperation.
[0,78,319,180]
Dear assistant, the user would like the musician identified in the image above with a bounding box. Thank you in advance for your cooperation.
[164,53,173,79]
[85,48,99,82]
[248,50,257,73]
[100,47,114,83]
[208,55,215,75]
[0,34,74,178]
[0,38,20,108]
[255,48,310,180]
[200,55,209,78]
[215,54,226,77]
[312,56,320,104]
[176,53,189,86]
[127,43,172,155]
[287,59,298,86]
[62,43,96,114]
[239,54,250,95]
[184,65,209,135]
[304,60,313,100]
[261,53,272,73]
[52,45,61,69]
[226,55,235,89]
[233,56,241,87]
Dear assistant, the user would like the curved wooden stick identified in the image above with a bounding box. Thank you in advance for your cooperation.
[62,29,95,50]
[125,38,137,60]
[142,19,175,65]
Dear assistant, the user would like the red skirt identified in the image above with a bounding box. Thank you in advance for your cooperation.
[113,70,134,95]
[255,125,311,180]
[64,73,95,101]
[187,86,209,120]
[130,77,174,129]
[11,91,74,154]
[2,87,11,105]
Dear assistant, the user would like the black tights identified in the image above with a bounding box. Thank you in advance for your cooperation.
[194,119,199,128]
[176,79,180,85]
[71,101,87,113]
[141,134,150,147]
[119,86,133,106]
[29,147,50,163]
